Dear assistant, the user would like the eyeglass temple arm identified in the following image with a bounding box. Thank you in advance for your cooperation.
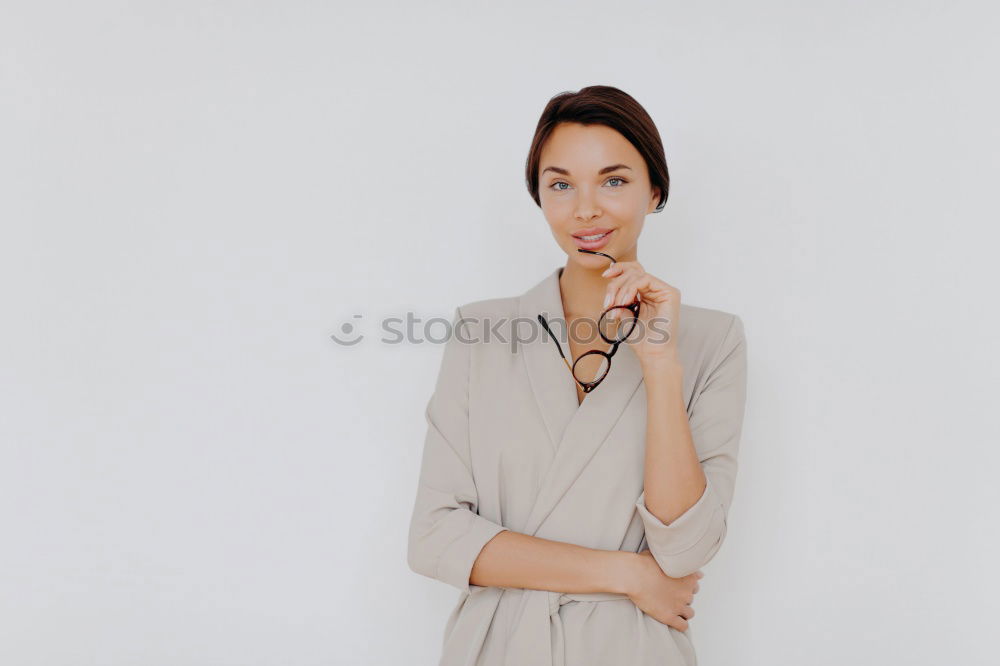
[577,248,616,265]
[537,314,573,372]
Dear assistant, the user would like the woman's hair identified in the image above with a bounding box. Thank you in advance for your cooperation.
[524,85,670,213]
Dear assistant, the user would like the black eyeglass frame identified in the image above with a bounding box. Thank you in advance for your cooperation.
[536,249,641,394]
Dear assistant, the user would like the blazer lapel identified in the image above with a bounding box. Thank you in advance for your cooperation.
[516,266,645,536]
[518,266,579,455]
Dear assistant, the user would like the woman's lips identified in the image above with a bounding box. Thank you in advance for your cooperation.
[571,228,614,250]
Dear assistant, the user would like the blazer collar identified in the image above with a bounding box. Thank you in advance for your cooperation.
[515,265,645,536]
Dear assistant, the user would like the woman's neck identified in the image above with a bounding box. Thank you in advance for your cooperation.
[559,249,638,319]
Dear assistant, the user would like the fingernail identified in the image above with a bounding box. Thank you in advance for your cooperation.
[602,293,611,308]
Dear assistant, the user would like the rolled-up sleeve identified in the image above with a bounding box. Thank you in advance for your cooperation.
[406,306,510,594]
[635,314,748,578]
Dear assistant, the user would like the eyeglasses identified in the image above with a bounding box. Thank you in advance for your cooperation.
[536,250,641,394]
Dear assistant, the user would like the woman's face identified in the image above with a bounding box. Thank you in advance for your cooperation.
[537,122,660,269]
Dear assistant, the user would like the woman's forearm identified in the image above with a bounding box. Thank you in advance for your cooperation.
[641,358,706,522]
[467,360,694,596]
[470,529,638,595]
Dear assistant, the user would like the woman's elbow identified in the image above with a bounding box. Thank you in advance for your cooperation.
[648,518,728,578]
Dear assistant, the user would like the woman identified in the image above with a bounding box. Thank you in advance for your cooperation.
[407,85,748,666]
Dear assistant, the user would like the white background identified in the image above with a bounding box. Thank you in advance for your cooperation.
[3,2,999,665]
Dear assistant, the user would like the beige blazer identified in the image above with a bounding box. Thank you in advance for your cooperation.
[407,265,748,666]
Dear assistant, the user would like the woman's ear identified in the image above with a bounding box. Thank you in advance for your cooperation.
[647,186,661,213]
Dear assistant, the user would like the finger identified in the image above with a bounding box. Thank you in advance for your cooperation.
[601,262,624,278]
[618,278,639,306]
[608,264,636,285]
[601,261,636,289]
[609,272,643,316]
[602,268,631,306]
[680,605,695,620]
[671,615,689,632]
[603,272,632,314]
[608,282,628,318]
[620,276,649,305]
[622,276,651,310]
[611,287,634,319]
[635,279,672,310]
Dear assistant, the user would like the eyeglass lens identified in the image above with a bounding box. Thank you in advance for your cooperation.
[598,307,638,343]
[572,351,610,385]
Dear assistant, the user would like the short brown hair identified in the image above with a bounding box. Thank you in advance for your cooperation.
[524,85,670,213]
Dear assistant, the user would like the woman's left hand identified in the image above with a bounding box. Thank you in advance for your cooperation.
[601,260,681,367]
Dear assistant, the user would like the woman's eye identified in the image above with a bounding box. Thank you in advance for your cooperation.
[549,178,625,191]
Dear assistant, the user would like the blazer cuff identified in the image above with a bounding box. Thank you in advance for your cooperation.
[437,515,510,594]
[635,475,723,558]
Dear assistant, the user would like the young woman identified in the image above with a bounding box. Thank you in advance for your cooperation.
[407,85,748,666]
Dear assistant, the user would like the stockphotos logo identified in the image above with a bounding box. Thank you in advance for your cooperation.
[329,311,672,353]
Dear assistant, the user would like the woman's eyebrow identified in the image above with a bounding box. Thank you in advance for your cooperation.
[541,163,634,176]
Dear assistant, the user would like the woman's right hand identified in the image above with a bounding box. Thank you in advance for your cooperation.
[626,550,702,631]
